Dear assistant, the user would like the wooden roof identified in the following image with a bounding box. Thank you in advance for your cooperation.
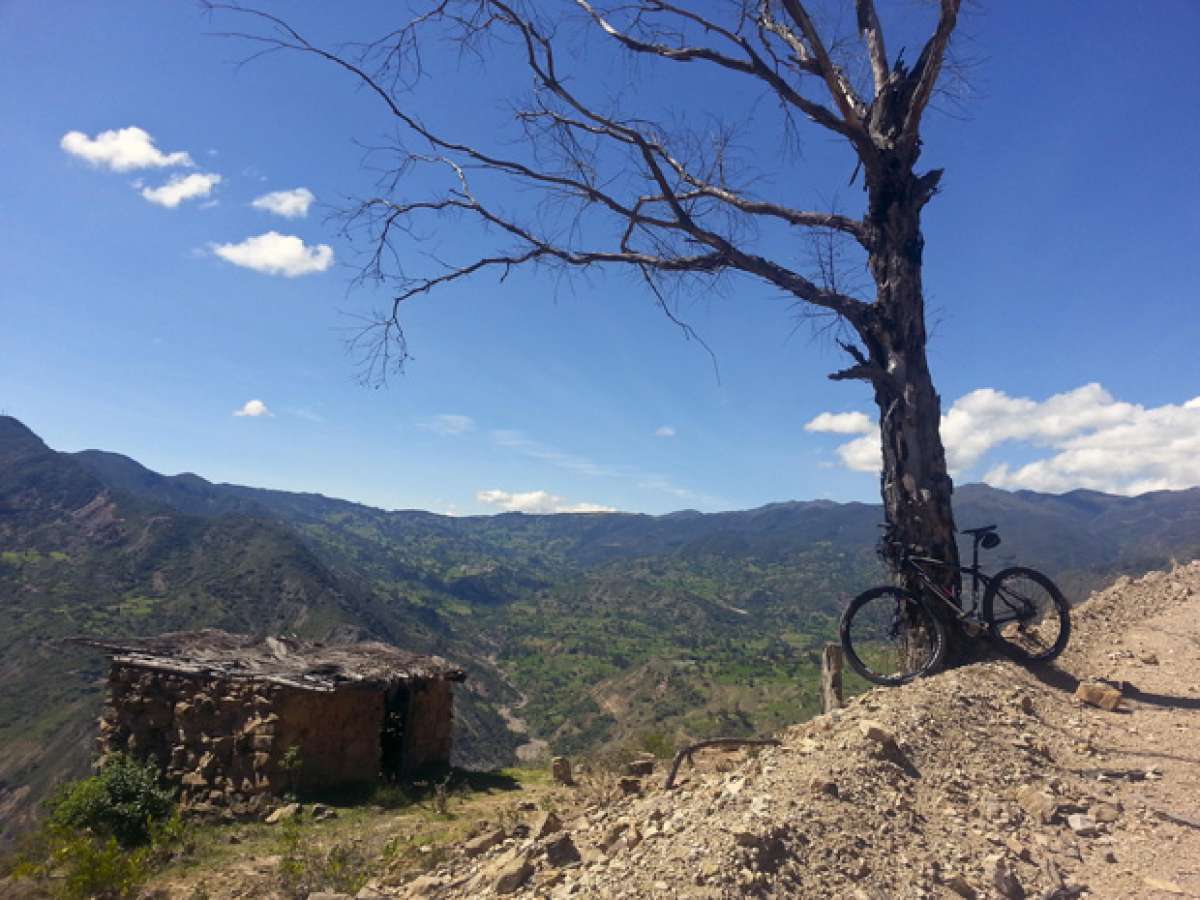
[69,629,466,692]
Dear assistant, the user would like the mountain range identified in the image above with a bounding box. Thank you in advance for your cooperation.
[3,414,1199,844]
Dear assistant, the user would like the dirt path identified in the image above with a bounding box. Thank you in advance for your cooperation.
[1059,576,1200,898]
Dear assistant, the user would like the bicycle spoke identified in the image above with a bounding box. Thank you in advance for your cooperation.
[842,588,944,685]
[987,569,1069,662]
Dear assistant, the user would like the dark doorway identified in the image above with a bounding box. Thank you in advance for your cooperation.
[380,686,409,780]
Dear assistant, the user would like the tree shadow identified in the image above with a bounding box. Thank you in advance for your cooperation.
[1021,661,1200,711]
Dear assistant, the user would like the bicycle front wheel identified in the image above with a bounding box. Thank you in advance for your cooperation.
[840,586,948,686]
[983,567,1071,662]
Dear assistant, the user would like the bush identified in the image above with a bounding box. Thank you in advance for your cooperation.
[636,730,677,759]
[276,819,370,898]
[50,834,151,900]
[48,753,174,847]
[10,829,154,900]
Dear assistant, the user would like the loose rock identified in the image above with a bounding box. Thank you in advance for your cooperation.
[264,802,300,824]
[1075,682,1122,711]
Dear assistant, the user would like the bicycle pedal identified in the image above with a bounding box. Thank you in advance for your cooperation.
[961,621,985,638]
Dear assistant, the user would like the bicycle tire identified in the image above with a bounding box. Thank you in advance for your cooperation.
[840,585,948,686]
[983,566,1071,662]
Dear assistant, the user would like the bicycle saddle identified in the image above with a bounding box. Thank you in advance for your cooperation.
[961,524,1001,549]
[960,524,997,536]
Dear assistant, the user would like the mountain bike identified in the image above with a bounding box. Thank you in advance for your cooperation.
[839,524,1071,686]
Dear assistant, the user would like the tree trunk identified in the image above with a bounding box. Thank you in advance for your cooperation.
[859,158,964,661]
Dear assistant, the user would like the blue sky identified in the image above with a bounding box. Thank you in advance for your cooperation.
[2,1,1198,514]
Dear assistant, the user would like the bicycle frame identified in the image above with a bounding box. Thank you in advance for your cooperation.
[891,529,1026,624]
[903,555,993,619]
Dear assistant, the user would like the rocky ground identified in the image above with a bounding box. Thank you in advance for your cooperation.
[381,562,1200,900]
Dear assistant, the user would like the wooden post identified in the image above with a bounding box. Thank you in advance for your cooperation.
[821,643,844,712]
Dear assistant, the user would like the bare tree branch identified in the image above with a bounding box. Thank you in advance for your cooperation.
[777,0,868,121]
[900,0,962,149]
[574,0,866,146]
[210,0,966,387]
[854,0,888,95]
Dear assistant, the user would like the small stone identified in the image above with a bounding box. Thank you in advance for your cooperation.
[532,811,562,839]
[1090,802,1121,823]
[402,874,441,897]
[1139,652,1160,665]
[617,776,642,796]
[542,833,581,867]
[310,803,337,821]
[486,851,534,895]
[463,828,506,857]
[809,777,839,798]
[551,756,574,786]
[1004,837,1032,862]
[265,803,300,824]
[987,855,1025,899]
[1015,785,1059,824]
[943,873,977,898]
[858,720,896,746]
[598,821,628,851]
[625,758,655,777]
[1075,682,1122,711]
[1066,813,1098,836]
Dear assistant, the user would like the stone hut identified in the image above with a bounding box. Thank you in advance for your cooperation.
[74,630,465,811]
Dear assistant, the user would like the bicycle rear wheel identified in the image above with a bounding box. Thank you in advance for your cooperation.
[983,567,1071,662]
[840,586,948,686]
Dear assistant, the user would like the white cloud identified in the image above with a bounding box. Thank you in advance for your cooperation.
[804,411,873,435]
[654,425,677,438]
[811,384,1200,496]
[476,489,616,514]
[211,231,334,277]
[141,172,222,208]
[419,414,475,436]
[61,126,193,172]
[233,399,272,418]
[252,187,316,219]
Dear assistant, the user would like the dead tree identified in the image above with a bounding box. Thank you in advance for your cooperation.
[215,0,967,621]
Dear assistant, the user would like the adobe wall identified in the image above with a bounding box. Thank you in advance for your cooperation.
[100,664,456,810]
[100,665,381,813]
[403,678,454,772]
[274,687,384,792]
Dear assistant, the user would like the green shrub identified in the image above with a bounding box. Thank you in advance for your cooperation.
[54,834,151,900]
[636,730,677,759]
[11,831,151,900]
[48,753,174,847]
[276,819,370,898]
